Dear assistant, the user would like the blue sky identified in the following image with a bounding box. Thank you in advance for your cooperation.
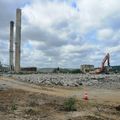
[0,0,120,68]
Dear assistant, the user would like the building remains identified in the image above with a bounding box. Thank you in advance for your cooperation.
[81,64,94,73]
[21,67,37,73]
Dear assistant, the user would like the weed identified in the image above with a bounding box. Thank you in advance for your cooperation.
[25,108,39,115]
[11,103,17,111]
[63,97,76,111]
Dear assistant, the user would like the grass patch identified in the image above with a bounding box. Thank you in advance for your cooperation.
[63,97,77,111]
[11,103,17,111]
[25,108,39,115]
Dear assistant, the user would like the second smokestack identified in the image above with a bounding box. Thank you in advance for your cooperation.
[9,21,14,71]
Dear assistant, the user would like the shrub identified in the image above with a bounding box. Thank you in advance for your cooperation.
[63,97,76,111]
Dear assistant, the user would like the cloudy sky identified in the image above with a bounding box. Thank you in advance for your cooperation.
[0,0,120,68]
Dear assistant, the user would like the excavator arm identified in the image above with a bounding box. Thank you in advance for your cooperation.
[96,53,110,74]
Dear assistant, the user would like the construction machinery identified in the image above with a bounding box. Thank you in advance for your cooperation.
[95,53,110,74]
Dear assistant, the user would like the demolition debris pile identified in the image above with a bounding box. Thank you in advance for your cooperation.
[13,74,120,89]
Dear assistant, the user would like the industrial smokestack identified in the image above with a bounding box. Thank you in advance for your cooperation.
[15,8,21,73]
[9,21,14,71]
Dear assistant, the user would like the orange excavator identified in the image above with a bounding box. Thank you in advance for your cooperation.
[95,53,110,74]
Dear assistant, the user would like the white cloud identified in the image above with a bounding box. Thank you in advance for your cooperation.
[61,43,96,53]
[77,0,120,32]
[22,0,75,28]
[97,28,114,40]
[15,0,120,67]
[105,45,120,53]
[97,28,120,48]
[0,0,120,67]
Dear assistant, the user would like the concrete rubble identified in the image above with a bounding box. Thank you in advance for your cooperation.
[0,84,9,91]
[13,74,120,89]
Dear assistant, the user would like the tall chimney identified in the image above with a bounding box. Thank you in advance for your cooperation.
[9,21,14,71]
[15,8,21,73]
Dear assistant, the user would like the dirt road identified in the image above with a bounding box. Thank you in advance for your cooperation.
[0,76,120,120]
[0,76,120,104]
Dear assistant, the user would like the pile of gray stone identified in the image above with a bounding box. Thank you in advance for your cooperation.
[13,74,120,89]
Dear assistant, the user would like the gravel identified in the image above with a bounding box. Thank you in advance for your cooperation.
[0,84,9,91]
[12,74,120,89]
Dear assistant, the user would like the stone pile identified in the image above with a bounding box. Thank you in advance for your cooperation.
[13,74,120,89]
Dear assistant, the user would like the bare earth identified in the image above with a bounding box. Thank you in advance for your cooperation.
[0,76,120,120]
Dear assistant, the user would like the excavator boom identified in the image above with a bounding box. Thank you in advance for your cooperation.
[96,53,110,74]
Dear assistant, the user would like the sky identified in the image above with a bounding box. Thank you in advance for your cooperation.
[0,0,120,68]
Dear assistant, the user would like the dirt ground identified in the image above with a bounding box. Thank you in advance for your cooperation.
[0,76,120,120]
